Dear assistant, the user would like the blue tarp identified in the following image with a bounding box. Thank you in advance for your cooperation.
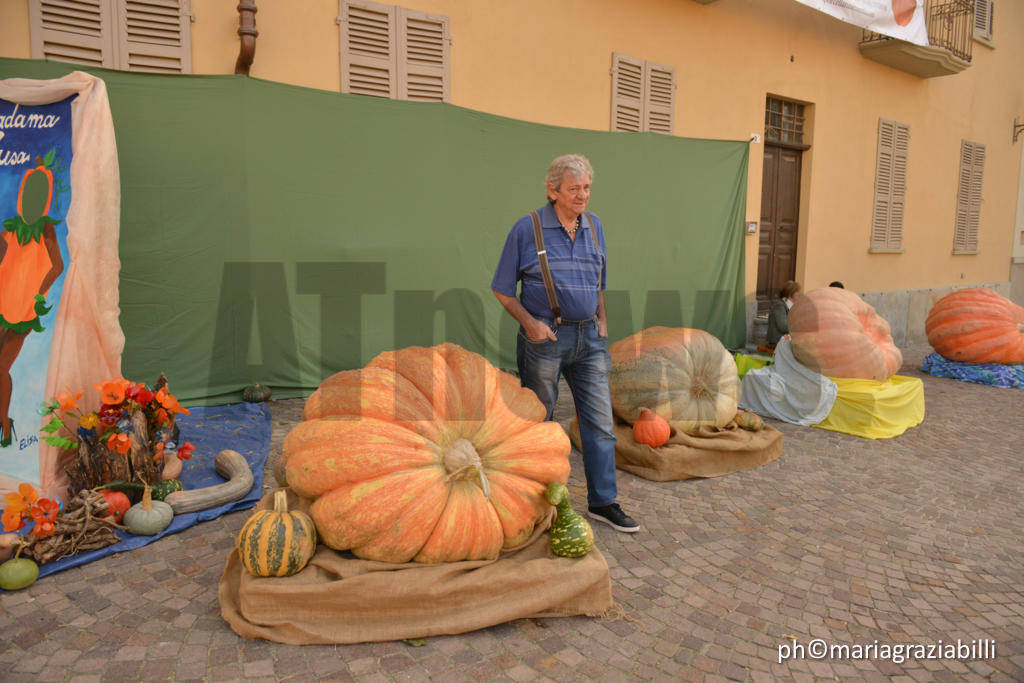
[921,353,1024,389]
[17,401,270,582]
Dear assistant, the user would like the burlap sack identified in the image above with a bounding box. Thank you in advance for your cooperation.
[219,489,612,644]
[570,418,783,482]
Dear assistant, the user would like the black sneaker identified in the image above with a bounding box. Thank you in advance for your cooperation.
[588,504,640,533]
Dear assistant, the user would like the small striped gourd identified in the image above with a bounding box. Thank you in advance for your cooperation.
[545,482,593,558]
[238,489,317,577]
[733,409,764,432]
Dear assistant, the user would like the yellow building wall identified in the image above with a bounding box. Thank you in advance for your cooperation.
[3,0,1023,302]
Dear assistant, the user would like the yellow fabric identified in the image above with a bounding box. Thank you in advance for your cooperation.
[814,375,924,439]
[734,352,773,379]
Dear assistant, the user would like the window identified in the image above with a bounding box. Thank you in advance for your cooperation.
[973,0,994,44]
[610,53,675,134]
[953,140,985,253]
[28,0,193,73]
[339,0,450,102]
[764,96,805,145]
[870,118,910,252]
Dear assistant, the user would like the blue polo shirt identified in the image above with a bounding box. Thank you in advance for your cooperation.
[491,203,607,321]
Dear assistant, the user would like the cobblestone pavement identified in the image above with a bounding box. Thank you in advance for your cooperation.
[2,347,1022,682]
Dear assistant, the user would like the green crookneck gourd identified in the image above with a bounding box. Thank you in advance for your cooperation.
[545,482,594,558]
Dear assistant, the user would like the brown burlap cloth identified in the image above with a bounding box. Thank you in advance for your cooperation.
[219,488,612,644]
[570,418,783,482]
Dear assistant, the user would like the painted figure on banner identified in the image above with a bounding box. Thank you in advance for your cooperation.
[0,97,73,489]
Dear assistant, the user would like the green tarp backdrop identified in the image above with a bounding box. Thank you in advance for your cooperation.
[0,58,749,404]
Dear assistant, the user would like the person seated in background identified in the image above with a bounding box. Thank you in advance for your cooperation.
[829,281,844,288]
[766,280,801,347]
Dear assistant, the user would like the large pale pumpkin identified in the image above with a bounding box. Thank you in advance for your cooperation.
[608,327,740,433]
[789,288,902,381]
[284,343,571,564]
[925,288,1024,364]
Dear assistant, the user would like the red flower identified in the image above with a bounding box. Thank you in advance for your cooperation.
[30,498,60,525]
[32,520,56,539]
[107,432,132,455]
[98,404,121,427]
[177,441,196,461]
[135,388,156,406]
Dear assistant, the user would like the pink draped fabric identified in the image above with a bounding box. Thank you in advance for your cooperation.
[0,72,123,502]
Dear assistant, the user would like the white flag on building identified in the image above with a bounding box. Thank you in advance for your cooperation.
[795,0,929,46]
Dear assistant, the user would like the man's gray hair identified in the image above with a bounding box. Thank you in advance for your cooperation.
[545,154,594,193]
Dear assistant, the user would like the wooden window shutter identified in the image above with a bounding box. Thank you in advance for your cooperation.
[974,0,994,42]
[340,0,397,99]
[397,9,449,102]
[954,140,985,252]
[29,0,115,68]
[611,53,644,132]
[888,122,909,249]
[644,62,675,134]
[115,0,192,73]
[871,118,908,250]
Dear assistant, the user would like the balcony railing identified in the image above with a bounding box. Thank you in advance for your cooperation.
[859,0,973,77]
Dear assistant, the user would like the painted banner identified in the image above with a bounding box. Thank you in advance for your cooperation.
[795,0,929,46]
[0,97,72,489]
[0,71,123,503]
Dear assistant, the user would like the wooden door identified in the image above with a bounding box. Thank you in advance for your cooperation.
[756,144,802,314]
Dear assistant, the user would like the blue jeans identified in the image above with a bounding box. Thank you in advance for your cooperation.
[516,317,618,508]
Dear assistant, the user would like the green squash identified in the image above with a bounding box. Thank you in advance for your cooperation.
[545,482,594,558]
[153,478,185,501]
[0,557,39,591]
[98,478,185,502]
[124,485,174,536]
[242,383,272,403]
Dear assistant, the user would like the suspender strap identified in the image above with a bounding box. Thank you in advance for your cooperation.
[530,210,561,324]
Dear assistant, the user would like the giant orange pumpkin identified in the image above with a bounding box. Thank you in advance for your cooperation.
[925,288,1024,364]
[283,343,571,564]
[788,288,902,381]
[608,327,740,433]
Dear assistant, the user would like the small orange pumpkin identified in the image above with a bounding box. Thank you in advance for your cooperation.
[925,288,1024,364]
[632,408,671,447]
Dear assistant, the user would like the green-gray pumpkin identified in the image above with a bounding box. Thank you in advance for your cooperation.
[545,482,594,558]
[124,485,174,535]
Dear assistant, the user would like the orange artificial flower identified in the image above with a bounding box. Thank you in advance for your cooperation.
[155,387,190,416]
[153,407,170,427]
[98,380,127,406]
[107,432,132,455]
[56,387,83,413]
[2,507,24,532]
[4,482,39,513]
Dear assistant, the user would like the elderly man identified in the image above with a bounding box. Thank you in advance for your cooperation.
[491,154,639,533]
